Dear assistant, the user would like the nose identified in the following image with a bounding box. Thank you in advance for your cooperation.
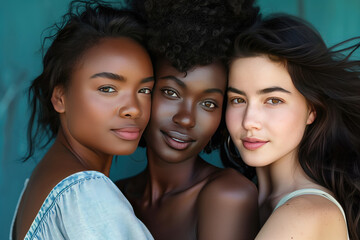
[118,94,141,119]
[172,100,195,128]
[242,104,261,131]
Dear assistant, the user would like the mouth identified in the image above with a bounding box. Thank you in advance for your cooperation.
[161,130,195,150]
[112,127,141,141]
[242,137,268,150]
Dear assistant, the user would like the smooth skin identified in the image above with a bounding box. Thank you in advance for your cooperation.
[117,60,259,240]
[226,55,348,240]
[14,37,154,239]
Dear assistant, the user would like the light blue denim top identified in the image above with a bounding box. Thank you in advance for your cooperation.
[10,171,153,240]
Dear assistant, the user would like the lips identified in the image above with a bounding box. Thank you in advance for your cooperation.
[242,137,268,150]
[112,127,141,141]
[161,130,195,150]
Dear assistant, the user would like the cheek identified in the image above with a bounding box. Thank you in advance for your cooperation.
[199,111,221,137]
[76,100,110,127]
[139,97,152,123]
[148,97,174,126]
[226,107,241,135]
[270,110,307,145]
[63,94,110,144]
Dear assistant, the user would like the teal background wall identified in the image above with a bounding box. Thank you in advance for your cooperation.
[1,0,359,238]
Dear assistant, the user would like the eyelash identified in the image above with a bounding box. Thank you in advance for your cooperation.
[161,88,218,110]
[201,101,218,110]
[98,86,152,95]
[139,88,152,94]
[229,97,245,104]
[161,88,179,98]
[265,98,284,105]
[98,86,116,93]
[229,97,284,105]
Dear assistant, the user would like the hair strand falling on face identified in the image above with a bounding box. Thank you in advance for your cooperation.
[222,14,360,239]
[24,0,147,162]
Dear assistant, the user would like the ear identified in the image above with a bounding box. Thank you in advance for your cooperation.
[306,106,316,125]
[51,85,66,113]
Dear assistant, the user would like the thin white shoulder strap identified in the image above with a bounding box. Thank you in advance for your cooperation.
[274,188,349,240]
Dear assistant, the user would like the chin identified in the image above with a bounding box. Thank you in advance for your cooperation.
[115,144,139,156]
[116,149,136,156]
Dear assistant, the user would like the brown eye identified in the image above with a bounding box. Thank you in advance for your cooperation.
[230,98,245,104]
[266,98,283,105]
[139,88,152,94]
[99,86,116,93]
[162,89,178,98]
[202,101,217,109]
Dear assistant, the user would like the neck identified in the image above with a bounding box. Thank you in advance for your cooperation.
[144,148,207,202]
[55,127,113,176]
[256,151,315,208]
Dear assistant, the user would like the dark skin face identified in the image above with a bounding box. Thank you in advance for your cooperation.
[144,60,226,164]
[15,37,154,240]
[117,60,260,240]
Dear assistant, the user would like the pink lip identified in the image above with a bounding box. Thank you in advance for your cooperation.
[242,138,268,150]
[161,130,195,150]
[112,127,141,141]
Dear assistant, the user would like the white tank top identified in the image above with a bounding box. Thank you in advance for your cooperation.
[274,188,349,240]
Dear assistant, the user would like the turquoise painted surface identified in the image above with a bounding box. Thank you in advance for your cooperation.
[1,0,359,239]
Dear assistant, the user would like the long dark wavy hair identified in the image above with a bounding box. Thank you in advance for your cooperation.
[221,14,360,239]
[130,0,260,152]
[24,0,147,161]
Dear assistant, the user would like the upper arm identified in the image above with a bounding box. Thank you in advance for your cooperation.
[197,169,259,240]
[256,195,348,240]
[60,177,153,239]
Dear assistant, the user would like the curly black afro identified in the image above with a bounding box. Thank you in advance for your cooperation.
[129,0,260,152]
[130,0,260,72]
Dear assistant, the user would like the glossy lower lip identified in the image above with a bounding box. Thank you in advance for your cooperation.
[112,128,140,141]
[242,139,268,150]
[161,131,194,150]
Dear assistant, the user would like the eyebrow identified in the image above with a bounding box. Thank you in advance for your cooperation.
[159,75,224,95]
[159,75,186,88]
[227,87,245,95]
[140,76,155,84]
[91,72,125,81]
[91,72,154,83]
[204,88,224,95]
[258,87,291,94]
[227,86,291,95]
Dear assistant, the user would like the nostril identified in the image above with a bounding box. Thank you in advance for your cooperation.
[172,113,195,128]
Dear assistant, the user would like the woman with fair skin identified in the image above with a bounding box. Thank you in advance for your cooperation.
[11,1,154,239]
[223,14,360,240]
[116,0,260,239]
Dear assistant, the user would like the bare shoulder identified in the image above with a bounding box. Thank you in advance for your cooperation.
[114,175,134,191]
[115,171,146,196]
[257,194,348,240]
[199,167,258,204]
[196,168,260,240]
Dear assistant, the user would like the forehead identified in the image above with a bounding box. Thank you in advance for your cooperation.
[79,37,152,69]
[68,37,153,84]
[229,56,293,90]
[156,60,227,90]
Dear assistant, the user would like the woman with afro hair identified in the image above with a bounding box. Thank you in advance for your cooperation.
[116,0,260,239]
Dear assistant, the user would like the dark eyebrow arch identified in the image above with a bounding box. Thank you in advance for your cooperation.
[159,75,223,94]
[257,87,291,94]
[91,72,154,84]
[158,75,186,88]
[90,72,124,81]
[141,76,155,83]
[227,86,291,95]
[205,88,224,95]
[227,87,245,95]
